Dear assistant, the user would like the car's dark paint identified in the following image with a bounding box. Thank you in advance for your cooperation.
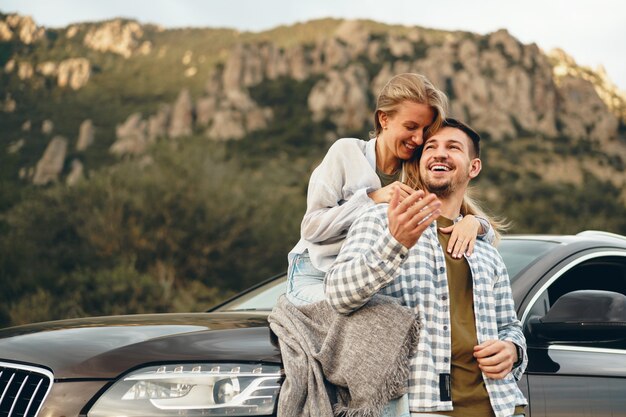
[526,347,626,416]
[38,382,108,417]
[0,312,280,379]
[511,234,626,417]
[1,231,626,417]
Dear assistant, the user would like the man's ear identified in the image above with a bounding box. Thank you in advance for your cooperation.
[468,158,481,179]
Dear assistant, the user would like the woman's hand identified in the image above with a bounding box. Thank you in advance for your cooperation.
[439,214,481,258]
[368,181,416,204]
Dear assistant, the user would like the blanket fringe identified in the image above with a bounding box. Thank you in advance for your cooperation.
[332,316,421,417]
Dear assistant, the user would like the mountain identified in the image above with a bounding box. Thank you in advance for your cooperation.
[0,12,625,326]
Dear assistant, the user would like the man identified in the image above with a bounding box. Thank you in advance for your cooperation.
[325,118,527,417]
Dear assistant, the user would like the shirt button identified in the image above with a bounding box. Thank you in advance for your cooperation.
[442,295,447,301]
[444,358,449,363]
[400,254,406,259]
[443,325,448,331]
[439,267,445,273]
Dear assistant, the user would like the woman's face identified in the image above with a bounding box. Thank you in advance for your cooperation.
[379,101,435,162]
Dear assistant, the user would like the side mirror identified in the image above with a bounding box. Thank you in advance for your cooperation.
[527,290,626,343]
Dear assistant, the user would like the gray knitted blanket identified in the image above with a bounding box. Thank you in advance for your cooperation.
[267,294,420,417]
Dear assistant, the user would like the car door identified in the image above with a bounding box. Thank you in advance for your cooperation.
[520,250,626,417]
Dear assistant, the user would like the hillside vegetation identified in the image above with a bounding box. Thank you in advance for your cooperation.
[0,13,625,327]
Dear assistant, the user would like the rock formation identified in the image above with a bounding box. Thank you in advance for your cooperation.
[4,59,15,73]
[66,159,84,186]
[168,90,193,138]
[110,113,150,155]
[3,93,16,112]
[76,119,95,151]
[83,20,144,58]
[57,58,91,90]
[308,64,370,134]
[109,22,625,154]
[0,21,11,41]
[556,75,618,143]
[148,105,171,141]
[7,139,25,154]
[0,14,44,44]
[33,136,68,185]
[5,14,616,194]
[42,120,54,135]
[550,48,626,122]
[204,87,273,141]
[37,61,57,77]
[17,61,33,80]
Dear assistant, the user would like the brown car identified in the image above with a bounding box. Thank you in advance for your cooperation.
[1,231,626,417]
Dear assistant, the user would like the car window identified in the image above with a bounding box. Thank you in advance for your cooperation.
[526,255,626,321]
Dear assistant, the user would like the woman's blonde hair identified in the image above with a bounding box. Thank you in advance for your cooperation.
[371,73,449,139]
[460,191,509,244]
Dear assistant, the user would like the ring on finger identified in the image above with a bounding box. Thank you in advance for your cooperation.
[417,212,433,225]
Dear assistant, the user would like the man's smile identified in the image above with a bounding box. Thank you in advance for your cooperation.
[428,162,452,172]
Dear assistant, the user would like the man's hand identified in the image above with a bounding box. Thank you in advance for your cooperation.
[473,340,518,379]
[368,181,416,204]
[388,186,441,249]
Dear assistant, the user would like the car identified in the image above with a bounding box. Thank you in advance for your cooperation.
[1,230,626,417]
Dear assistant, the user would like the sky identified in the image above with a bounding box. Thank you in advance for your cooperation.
[3,0,626,90]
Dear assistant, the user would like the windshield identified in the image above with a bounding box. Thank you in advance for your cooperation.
[498,239,559,281]
[215,278,287,312]
[217,238,559,311]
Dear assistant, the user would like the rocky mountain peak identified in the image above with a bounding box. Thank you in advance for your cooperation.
[83,19,146,58]
[0,13,44,44]
[550,48,626,120]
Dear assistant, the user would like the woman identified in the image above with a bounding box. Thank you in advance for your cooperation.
[286,73,495,306]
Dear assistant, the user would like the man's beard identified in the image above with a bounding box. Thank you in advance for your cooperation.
[421,159,468,198]
[423,178,453,198]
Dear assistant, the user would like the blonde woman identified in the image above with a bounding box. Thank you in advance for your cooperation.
[286,73,496,306]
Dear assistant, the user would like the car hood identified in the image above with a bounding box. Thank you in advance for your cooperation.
[0,312,281,380]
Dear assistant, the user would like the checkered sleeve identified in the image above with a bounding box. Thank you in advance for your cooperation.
[493,258,528,380]
[475,215,496,245]
[325,205,409,315]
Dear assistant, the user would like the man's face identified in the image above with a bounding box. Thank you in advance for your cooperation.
[419,127,481,197]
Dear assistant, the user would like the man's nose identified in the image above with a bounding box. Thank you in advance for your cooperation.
[433,145,447,158]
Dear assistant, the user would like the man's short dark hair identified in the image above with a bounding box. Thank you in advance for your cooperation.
[442,118,480,157]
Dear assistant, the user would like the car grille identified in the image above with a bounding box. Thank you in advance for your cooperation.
[0,362,53,417]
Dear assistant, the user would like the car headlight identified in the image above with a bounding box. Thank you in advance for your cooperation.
[87,363,282,417]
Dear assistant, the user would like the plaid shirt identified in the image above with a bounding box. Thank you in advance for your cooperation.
[325,204,528,417]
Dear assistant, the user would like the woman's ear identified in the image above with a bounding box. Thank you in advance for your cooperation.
[378,110,388,130]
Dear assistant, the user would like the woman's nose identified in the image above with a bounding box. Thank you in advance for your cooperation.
[411,130,424,146]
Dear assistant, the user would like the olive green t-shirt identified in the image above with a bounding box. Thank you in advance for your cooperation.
[425,217,525,417]
[425,216,496,417]
[375,166,401,187]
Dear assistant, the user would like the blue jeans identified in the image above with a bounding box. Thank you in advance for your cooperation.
[381,395,411,417]
[285,252,326,306]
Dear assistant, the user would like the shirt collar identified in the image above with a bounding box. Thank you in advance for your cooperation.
[366,137,377,171]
